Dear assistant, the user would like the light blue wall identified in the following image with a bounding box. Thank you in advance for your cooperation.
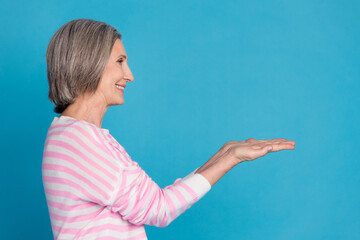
[0,0,359,239]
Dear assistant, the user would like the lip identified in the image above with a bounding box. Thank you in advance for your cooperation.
[115,84,126,88]
[115,85,124,92]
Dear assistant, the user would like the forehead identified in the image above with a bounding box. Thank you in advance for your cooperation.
[111,39,126,57]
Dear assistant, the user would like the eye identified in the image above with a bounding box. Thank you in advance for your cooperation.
[117,59,124,64]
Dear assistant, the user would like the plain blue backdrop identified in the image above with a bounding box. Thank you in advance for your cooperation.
[0,0,359,239]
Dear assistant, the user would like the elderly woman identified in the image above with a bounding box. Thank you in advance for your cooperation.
[42,18,296,240]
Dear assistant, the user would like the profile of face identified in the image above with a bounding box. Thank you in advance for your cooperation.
[96,38,134,107]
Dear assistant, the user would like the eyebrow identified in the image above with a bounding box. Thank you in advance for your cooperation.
[118,54,128,60]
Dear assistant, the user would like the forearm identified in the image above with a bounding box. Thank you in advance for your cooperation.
[194,146,228,175]
[195,152,236,187]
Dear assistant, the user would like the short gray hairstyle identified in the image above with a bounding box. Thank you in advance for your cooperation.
[46,18,122,114]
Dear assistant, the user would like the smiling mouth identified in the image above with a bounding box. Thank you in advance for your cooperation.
[115,84,124,90]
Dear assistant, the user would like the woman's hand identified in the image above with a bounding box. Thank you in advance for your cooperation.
[226,138,296,165]
[195,138,296,186]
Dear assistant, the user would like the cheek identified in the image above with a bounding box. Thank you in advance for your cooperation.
[113,65,125,78]
[101,65,124,89]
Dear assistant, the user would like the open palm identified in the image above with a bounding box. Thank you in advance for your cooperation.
[228,138,296,164]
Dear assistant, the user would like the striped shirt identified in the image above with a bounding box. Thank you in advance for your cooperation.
[41,115,211,240]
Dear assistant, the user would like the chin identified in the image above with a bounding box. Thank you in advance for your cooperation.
[117,99,125,105]
[108,99,124,107]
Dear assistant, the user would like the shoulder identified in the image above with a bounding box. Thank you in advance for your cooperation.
[45,117,109,149]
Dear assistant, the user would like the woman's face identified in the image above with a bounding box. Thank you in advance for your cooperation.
[97,38,134,107]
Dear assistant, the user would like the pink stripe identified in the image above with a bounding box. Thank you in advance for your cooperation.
[82,122,125,166]
[43,163,110,201]
[123,167,142,174]
[122,152,143,169]
[44,188,81,201]
[112,173,127,209]
[96,130,125,163]
[142,187,167,226]
[148,190,163,226]
[51,223,79,235]
[79,223,144,235]
[112,181,138,212]
[43,176,105,205]
[112,169,147,209]
[108,141,128,160]
[165,185,188,214]
[122,151,133,162]
[98,138,121,166]
[47,200,96,211]
[50,121,120,164]
[49,122,105,149]
[114,168,143,200]
[47,130,119,172]
[94,231,147,240]
[105,142,129,167]
[90,211,126,222]
[45,140,117,182]
[125,175,155,222]
[49,207,103,223]
[90,124,111,146]
[160,189,177,227]
[53,217,146,240]
[43,150,114,191]
[117,143,125,151]
[113,148,130,167]
[176,182,199,201]
[93,210,144,229]
[48,122,71,132]
[112,170,177,227]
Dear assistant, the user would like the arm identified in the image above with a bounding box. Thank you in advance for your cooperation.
[109,161,211,227]
[195,152,235,187]
[194,141,239,187]
[196,138,296,187]
[109,138,295,227]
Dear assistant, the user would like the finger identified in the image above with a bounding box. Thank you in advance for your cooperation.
[251,141,279,148]
[275,139,296,145]
[259,139,281,145]
[285,141,296,145]
[251,139,295,148]
[265,139,295,146]
[269,138,293,143]
[270,139,288,143]
[271,143,295,151]
[278,141,296,147]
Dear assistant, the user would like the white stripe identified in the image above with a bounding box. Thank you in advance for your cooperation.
[43,169,109,204]
[43,156,113,193]
[44,142,116,184]
[77,226,145,240]
[46,132,118,177]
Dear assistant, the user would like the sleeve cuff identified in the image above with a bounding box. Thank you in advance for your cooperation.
[181,167,200,181]
[180,169,212,200]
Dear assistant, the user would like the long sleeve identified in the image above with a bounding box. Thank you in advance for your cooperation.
[109,162,211,227]
[42,117,212,239]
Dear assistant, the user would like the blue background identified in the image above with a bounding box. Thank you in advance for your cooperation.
[0,0,359,239]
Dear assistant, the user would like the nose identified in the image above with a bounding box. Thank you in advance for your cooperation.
[123,63,134,83]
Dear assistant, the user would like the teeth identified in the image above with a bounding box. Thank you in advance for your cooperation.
[115,85,124,89]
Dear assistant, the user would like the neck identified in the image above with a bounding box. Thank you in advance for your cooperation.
[60,92,109,129]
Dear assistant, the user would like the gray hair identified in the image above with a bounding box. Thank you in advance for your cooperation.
[46,18,122,114]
